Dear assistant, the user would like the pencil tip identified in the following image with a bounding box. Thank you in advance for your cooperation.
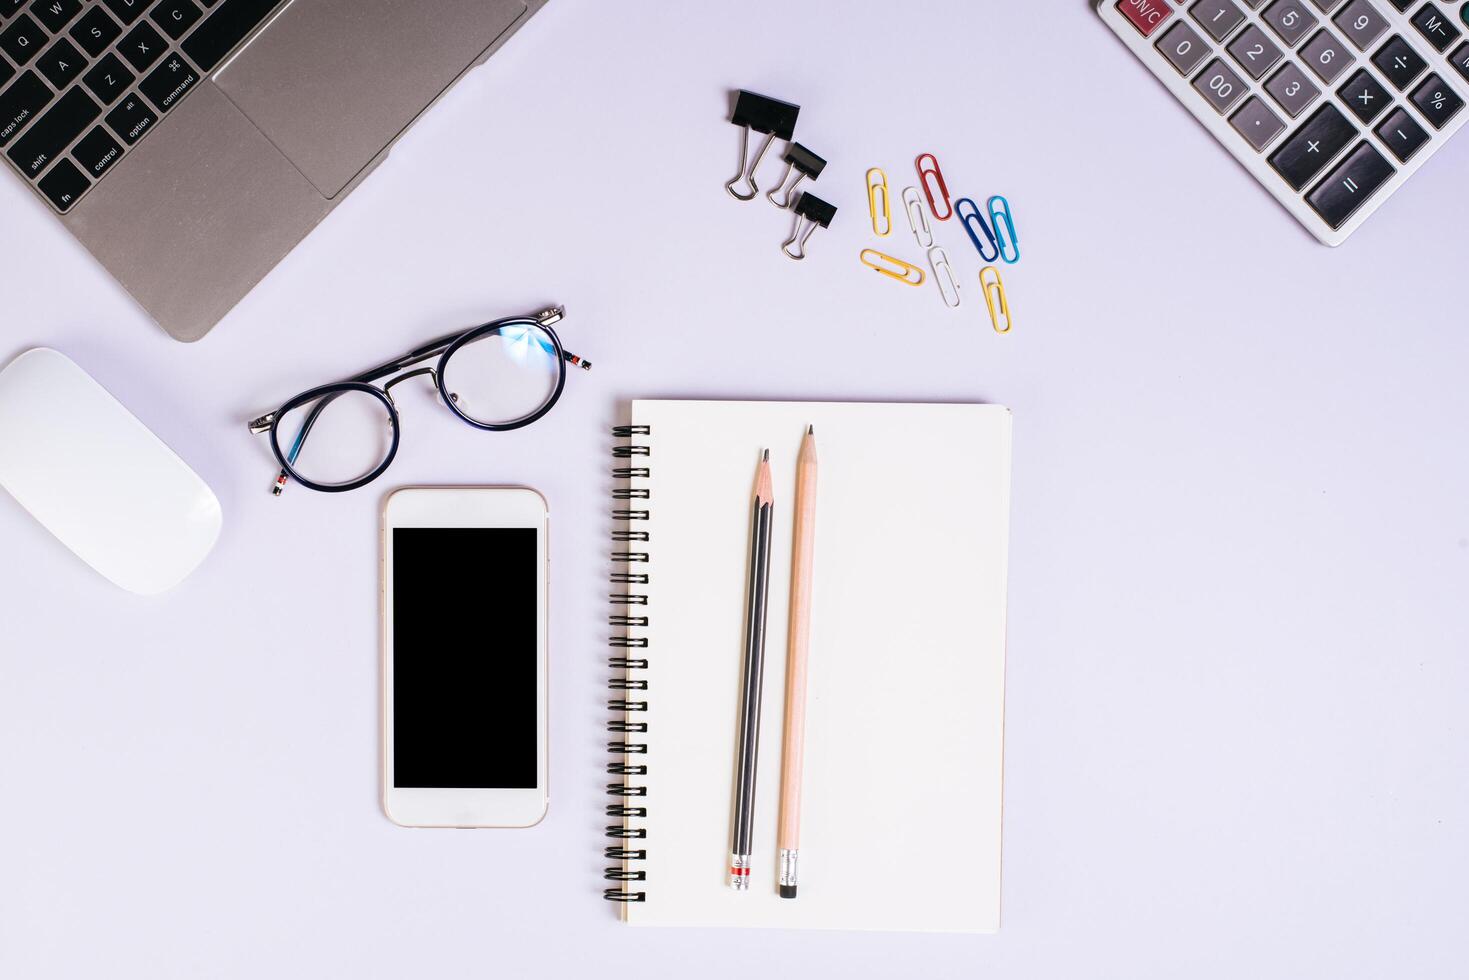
[762,448,769,461]
[807,424,814,435]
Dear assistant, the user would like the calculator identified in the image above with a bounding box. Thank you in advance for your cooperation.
[1097,0,1469,245]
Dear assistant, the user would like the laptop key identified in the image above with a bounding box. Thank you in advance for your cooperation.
[1338,68,1391,123]
[149,0,200,41]
[1265,61,1322,116]
[82,51,135,104]
[6,84,100,177]
[1305,140,1393,228]
[139,51,195,112]
[1409,3,1461,52]
[0,56,13,91]
[0,14,46,66]
[69,5,122,59]
[104,90,154,143]
[35,36,83,90]
[36,154,86,210]
[1410,72,1463,127]
[0,68,51,146]
[181,0,283,71]
[102,0,153,26]
[1373,106,1429,160]
[0,0,25,15]
[71,123,121,178]
[27,0,81,34]
[1269,101,1358,188]
[118,19,165,72]
[1371,36,1428,90]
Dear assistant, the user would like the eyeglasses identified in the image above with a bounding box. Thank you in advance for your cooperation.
[248,307,590,495]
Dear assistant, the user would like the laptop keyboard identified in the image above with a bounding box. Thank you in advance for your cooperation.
[1099,0,1469,245]
[0,0,283,213]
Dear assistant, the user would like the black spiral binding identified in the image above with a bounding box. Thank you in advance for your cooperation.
[605,424,651,903]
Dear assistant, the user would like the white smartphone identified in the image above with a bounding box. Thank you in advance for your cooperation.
[381,487,549,828]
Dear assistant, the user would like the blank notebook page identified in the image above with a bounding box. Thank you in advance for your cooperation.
[621,400,1011,932]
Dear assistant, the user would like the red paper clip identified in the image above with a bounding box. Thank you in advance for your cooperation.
[915,153,952,221]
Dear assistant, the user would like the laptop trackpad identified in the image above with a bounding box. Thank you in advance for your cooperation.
[214,0,528,198]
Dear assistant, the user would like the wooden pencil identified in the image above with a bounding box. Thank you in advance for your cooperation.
[778,425,817,898]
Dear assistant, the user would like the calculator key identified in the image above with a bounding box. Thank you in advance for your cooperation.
[6,85,100,178]
[1269,101,1358,188]
[1334,0,1389,50]
[1305,140,1394,228]
[1306,0,1347,10]
[1409,3,1461,52]
[139,52,197,112]
[1118,0,1173,36]
[35,37,83,90]
[1373,106,1429,159]
[0,14,46,66]
[82,52,135,104]
[36,156,88,211]
[1191,0,1246,41]
[1452,42,1469,83]
[71,123,122,179]
[1371,36,1428,90]
[1301,28,1352,82]
[1230,96,1289,147]
[1193,58,1250,111]
[1157,21,1212,74]
[69,5,123,59]
[1338,68,1392,122]
[1410,72,1463,126]
[27,0,81,34]
[1383,0,1414,9]
[104,91,154,144]
[119,20,166,72]
[1263,0,1319,46]
[1266,61,1323,115]
[1228,24,1285,77]
[0,69,52,147]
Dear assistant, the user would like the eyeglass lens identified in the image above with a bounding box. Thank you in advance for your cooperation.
[440,324,562,427]
[276,388,395,489]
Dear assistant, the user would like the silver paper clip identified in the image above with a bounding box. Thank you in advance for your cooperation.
[767,143,827,209]
[928,246,960,308]
[901,186,932,247]
[782,193,837,260]
[726,90,800,201]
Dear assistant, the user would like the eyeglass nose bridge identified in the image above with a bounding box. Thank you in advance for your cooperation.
[382,366,458,408]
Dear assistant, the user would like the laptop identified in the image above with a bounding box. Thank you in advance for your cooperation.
[0,0,548,341]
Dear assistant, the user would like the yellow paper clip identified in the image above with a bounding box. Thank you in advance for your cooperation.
[866,167,891,237]
[860,248,924,286]
[979,266,1011,333]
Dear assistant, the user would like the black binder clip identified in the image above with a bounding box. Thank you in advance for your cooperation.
[781,193,837,261]
[726,90,800,202]
[766,143,827,209]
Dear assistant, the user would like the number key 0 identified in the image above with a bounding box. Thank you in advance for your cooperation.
[1157,21,1212,75]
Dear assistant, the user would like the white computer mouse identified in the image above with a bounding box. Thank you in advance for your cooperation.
[0,348,222,595]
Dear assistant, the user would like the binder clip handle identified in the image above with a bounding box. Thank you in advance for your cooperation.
[781,193,837,261]
[726,90,801,202]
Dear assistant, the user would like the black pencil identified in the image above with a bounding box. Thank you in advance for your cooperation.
[729,449,774,891]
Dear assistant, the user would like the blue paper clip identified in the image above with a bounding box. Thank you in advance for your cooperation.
[955,198,999,262]
[988,195,1020,264]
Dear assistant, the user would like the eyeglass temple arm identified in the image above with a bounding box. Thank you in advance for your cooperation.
[249,389,346,496]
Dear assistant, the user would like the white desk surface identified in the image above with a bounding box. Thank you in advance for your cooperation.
[2,1,1466,976]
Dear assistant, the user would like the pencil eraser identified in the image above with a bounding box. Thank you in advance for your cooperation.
[779,885,797,899]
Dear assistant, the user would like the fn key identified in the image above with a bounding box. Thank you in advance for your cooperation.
[1306,142,1394,230]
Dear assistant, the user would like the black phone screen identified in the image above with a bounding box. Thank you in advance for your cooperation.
[391,527,538,789]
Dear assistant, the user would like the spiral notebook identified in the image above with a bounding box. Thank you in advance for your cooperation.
[604,400,1012,932]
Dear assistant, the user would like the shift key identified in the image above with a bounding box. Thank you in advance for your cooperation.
[6,86,101,178]
[182,0,284,71]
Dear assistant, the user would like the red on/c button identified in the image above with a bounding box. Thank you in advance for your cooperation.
[1117,0,1173,36]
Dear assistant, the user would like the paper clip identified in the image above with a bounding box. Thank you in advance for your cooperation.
[901,187,932,247]
[955,197,999,262]
[915,152,952,221]
[988,195,1020,263]
[866,168,892,237]
[726,90,800,201]
[980,266,1011,333]
[782,193,837,261]
[859,249,924,286]
[927,246,960,308]
[766,143,827,209]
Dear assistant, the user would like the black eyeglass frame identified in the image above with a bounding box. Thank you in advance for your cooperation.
[248,308,589,495]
